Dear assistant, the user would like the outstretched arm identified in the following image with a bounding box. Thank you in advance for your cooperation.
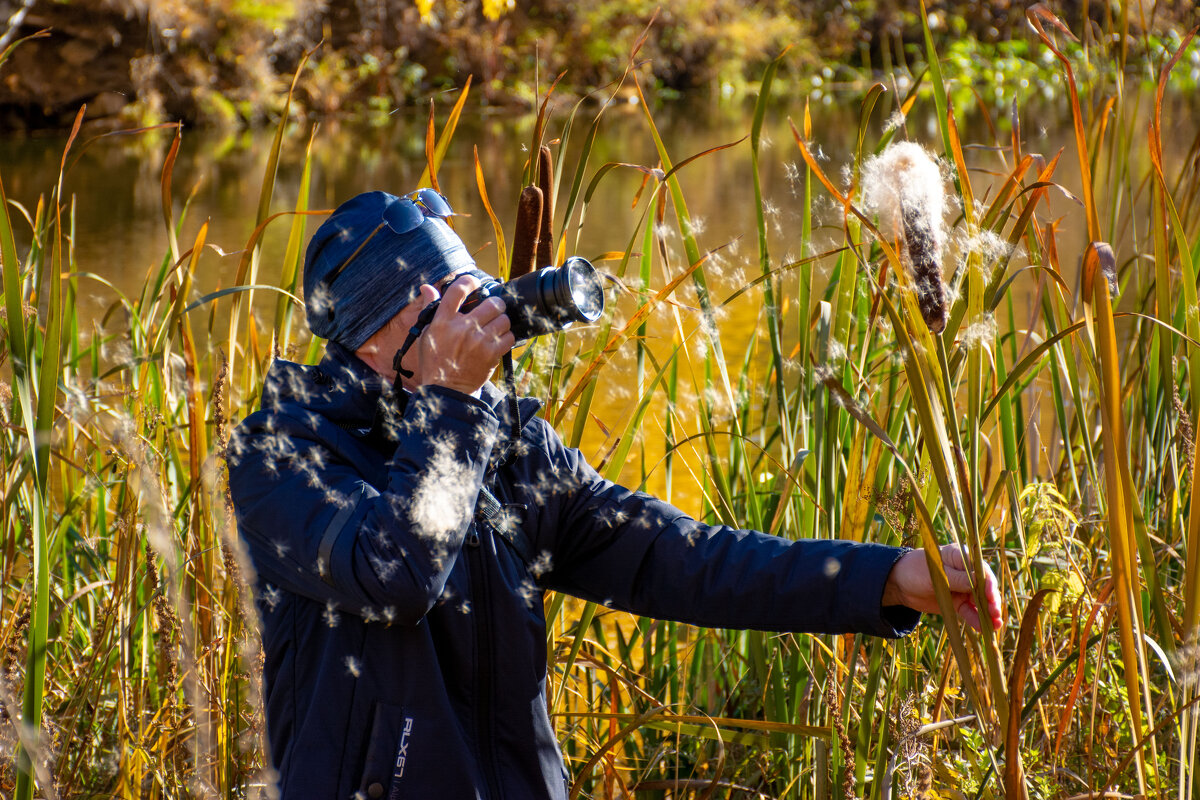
[525,426,917,637]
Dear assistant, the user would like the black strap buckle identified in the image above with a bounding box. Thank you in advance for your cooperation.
[475,485,533,563]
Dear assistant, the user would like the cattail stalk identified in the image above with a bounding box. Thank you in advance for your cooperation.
[509,185,543,280]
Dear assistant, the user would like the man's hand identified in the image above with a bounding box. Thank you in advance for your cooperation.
[403,275,515,395]
[882,544,1004,632]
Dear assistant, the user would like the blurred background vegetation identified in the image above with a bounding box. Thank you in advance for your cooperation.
[0,0,1195,131]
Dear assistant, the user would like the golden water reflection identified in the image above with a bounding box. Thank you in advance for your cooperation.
[3,89,1196,514]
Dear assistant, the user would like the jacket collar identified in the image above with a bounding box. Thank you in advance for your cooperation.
[260,341,542,433]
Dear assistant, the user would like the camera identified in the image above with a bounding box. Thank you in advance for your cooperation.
[455,256,605,341]
[392,257,605,382]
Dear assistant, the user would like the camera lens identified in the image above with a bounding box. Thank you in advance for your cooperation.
[458,258,605,341]
[493,257,601,339]
[560,257,604,322]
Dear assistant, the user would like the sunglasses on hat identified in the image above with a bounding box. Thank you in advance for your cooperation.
[323,188,456,289]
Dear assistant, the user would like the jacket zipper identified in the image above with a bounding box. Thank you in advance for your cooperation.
[466,524,505,800]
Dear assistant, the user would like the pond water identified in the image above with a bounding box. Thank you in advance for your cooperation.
[2,86,1196,498]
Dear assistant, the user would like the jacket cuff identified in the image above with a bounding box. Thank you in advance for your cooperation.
[847,544,921,638]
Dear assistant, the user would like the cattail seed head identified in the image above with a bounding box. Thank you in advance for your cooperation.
[862,142,949,333]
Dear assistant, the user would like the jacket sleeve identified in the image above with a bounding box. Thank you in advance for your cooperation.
[526,422,919,637]
[228,385,499,623]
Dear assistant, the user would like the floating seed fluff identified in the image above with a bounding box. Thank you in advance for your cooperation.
[862,141,949,334]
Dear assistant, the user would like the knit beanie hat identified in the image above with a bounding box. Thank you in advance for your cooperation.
[302,191,483,350]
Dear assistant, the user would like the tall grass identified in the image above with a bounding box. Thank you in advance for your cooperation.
[3,5,1200,799]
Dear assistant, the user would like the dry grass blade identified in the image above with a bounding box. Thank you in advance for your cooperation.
[524,70,568,186]
[1004,589,1053,800]
[1053,583,1114,758]
[979,154,1036,231]
[567,705,668,800]
[660,136,748,185]
[1026,3,1099,240]
[160,126,183,266]
[537,145,555,267]
[0,27,48,70]
[257,43,315,227]
[419,74,472,192]
[223,46,314,390]
[1086,240,1150,777]
[946,103,974,228]
[819,373,897,452]
[560,710,830,741]
[474,145,509,278]
[552,246,712,426]
[425,100,439,193]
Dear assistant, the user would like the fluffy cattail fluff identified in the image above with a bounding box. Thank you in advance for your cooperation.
[862,141,949,334]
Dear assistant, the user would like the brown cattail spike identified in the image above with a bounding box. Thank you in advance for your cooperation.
[901,206,948,334]
[536,146,555,267]
[860,142,949,336]
[509,186,543,280]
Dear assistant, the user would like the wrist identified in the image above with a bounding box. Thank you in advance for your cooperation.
[881,548,914,607]
[881,574,903,607]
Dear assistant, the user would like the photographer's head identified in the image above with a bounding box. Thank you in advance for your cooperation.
[303,190,514,393]
[302,190,489,350]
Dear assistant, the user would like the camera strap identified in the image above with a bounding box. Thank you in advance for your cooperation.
[391,303,440,383]
[498,351,521,464]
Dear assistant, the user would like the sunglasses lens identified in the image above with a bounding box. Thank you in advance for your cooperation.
[381,199,427,236]
[411,188,454,218]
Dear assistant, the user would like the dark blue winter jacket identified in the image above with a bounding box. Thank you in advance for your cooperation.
[227,342,919,800]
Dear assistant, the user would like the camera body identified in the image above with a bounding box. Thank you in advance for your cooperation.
[459,256,604,341]
[391,256,605,384]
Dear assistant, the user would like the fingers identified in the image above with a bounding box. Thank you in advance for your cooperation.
[480,312,513,343]
[943,563,975,594]
[939,544,1005,631]
[435,274,481,316]
[983,567,1004,630]
[954,593,982,632]
[939,543,966,570]
[410,273,514,395]
[468,296,508,327]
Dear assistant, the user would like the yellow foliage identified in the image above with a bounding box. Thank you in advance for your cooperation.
[482,0,514,21]
[1039,566,1086,614]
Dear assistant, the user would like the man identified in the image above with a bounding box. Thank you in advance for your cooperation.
[228,189,1002,799]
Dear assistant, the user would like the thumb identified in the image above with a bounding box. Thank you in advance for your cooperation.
[419,283,441,302]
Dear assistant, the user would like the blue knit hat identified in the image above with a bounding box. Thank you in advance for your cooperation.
[303,191,483,350]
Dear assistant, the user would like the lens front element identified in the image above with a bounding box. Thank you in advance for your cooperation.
[563,257,604,322]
